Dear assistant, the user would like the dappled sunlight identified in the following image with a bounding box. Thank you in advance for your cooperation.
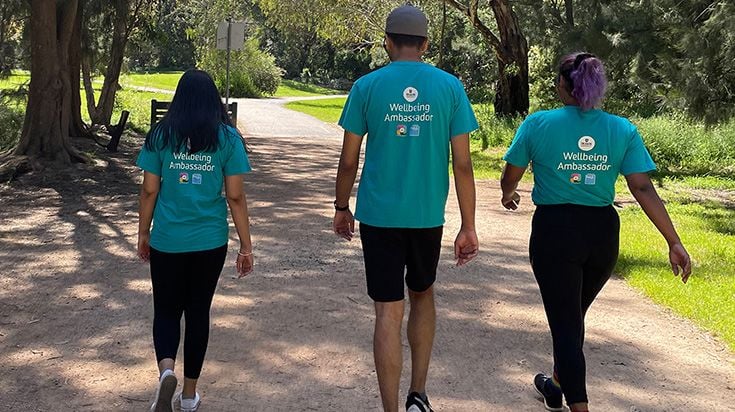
[1,133,733,410]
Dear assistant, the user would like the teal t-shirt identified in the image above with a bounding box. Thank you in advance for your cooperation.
[504,106,656,206]
[338,61,479,228]
[136,125,251,253]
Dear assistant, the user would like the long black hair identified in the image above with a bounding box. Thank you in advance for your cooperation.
[144,69,236,153]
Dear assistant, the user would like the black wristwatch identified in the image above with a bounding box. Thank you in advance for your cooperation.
[334,200,350,211]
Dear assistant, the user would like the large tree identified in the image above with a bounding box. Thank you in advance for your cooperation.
[82,0,145,126]
[13,0,85,166]
[443,0,529,116]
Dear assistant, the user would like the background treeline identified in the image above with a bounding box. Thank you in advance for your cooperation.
[0,0,733,176]
[3,1,732,120]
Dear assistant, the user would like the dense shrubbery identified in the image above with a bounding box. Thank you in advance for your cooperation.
[0,100,23,151]
[472,104,735,179]
[199,39,282,98]
[636,116,735,178]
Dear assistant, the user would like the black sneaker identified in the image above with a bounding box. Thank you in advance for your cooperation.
[406,392,434,412]
[534,373,564,411]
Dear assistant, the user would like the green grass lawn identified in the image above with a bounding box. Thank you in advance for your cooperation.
[284,97,347,123]
[120,71,183,92]
[616,195,735,351]
[0,71,30,91]
[275,79,344,98]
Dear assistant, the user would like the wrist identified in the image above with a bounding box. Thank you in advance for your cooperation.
[667,238,682,248]
[460,224,476,232]
[334,200,350,211]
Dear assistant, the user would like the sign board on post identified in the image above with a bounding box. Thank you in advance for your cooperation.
[216,20,247,107]
[216,21,246,51]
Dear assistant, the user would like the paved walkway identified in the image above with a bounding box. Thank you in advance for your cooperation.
[234,95,346,139]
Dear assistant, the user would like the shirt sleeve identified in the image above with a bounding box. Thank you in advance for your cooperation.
[223,128,252,176]
[620,126,656,176]
[503,115,534,168]
[450,80,479,138]
[136,145,162,176]
[338,83,367,136]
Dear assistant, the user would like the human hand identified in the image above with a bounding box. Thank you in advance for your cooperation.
[669,243,692,283]
[236,250,254,278]
[333,210,355,241]
[454,228,479,266]
[502,191,521,210]
[137,232,151,262]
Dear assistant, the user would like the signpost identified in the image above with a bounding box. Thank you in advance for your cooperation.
[216,19,246,106]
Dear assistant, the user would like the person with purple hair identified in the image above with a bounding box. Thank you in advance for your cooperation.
[499,52,692,412]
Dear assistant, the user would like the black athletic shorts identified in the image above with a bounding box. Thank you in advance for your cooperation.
[359,222,443,302]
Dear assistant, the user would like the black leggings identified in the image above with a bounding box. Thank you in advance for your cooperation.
[149,244,227,379]
[529,204,619,405]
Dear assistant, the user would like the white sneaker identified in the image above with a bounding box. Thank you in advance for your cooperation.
[178,392,201,412]
[150,369,177,412]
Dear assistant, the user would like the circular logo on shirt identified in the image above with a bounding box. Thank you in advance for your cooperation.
[578,136,596,151]
[403,87,418,103]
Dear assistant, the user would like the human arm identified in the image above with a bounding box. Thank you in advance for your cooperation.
[451,134,479,266]
[225,174,254,278]
[333,131,364,241]
[137,171,160,262]
[500,164,525,210]
[625,173,692,283]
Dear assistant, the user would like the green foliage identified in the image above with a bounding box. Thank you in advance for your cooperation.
[126,0,196,70]
[275,80,343,97]
[617,198,735,351]
[635,115,735,178]
[199,39,282,98]
[0,97,23,151]
[472,104,522,150]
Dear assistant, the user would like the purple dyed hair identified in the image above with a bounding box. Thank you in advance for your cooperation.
[559,52,608,111]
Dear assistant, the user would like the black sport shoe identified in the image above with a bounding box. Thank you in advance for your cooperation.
[534,373,564,411]
[406,392,434,412]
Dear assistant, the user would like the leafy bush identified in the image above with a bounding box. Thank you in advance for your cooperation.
[472,103,523,150]
[0,99,23,151]
[199,38,282,98]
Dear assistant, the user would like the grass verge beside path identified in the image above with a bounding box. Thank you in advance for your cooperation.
[285,97,347,123]
[616,192,735,351]
[275,80,344,98]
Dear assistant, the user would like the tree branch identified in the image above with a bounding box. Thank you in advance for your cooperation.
[442,0,505,62]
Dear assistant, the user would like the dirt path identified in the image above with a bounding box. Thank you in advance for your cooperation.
[0,103,733,412]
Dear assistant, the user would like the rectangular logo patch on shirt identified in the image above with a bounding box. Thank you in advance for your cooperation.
[409,124,420,137]
[584,173,597,185]
[192,173,202,185]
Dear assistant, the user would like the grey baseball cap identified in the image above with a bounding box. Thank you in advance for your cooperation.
[385,4,428,37]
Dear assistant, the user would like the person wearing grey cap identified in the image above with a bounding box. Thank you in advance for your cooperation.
[333,4,479,412]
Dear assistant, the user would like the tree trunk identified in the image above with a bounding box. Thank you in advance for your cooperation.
[69,0,88,137]
[443,0,529,117]
[89,0,129,126]
[14,0,84,165]
[491,0,529,116]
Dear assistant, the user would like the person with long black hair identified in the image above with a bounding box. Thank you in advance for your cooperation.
[500,53,692,412]
[136,69,253,412]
